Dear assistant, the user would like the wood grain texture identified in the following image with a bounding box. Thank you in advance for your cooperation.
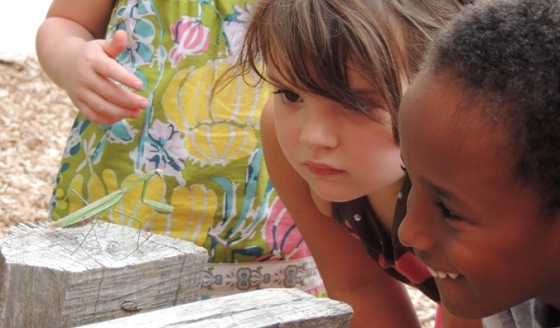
[80,288,353,328]
[0,221,208,327]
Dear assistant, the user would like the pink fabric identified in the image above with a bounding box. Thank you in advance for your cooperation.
[378,252,432,285]
[435,304,442,328]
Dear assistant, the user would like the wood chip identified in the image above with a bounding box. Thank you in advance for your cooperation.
[0,56,75,236]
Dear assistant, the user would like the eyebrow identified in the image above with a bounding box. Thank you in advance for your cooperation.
[401,151,459,204]
[421,177,461,205]
[430,181,456,199]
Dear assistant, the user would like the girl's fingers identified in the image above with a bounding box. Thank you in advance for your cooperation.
[86,72,148,110]
[105,30,128,59]
[103,78,148,109]
[99,34,145,91]
[79,104,122,125]
[99,61,144,91]
[74,91,141,124]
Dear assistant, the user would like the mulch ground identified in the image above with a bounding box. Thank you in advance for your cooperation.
[0,56,75,236]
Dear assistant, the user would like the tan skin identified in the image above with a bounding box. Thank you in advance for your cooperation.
[261,100,421,327]
[36,0,148,125]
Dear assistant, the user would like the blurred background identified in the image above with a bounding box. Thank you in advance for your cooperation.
[0,0,50,61]
[0,0,75,236]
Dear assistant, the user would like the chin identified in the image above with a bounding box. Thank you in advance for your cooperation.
[315,193,349,203]
[440,294,498,320]
[315,189,361,203]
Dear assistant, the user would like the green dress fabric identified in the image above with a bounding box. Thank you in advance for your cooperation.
[49,0,324,299]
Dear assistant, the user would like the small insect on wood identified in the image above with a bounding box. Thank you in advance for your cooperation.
[49,169,174,230]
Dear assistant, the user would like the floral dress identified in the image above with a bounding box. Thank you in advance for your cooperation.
[48,0,324,299]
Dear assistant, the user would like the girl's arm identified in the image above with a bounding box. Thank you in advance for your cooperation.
[261,99,421,328]
[36,0,147,124]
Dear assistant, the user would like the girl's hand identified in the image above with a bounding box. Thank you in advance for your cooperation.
[63,30,148,125]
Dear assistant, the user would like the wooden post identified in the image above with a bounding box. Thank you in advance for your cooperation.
[0,221,208,327]
[79,288,354,328]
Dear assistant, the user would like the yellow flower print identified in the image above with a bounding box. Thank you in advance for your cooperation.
[162,60,272,166]
[150,184,218,244]
[87,171,108,207]
[163,60,270,128]
[98,170,169,229]
[50,174,87,220]
[185,122,257,166]
[51,172,110,222]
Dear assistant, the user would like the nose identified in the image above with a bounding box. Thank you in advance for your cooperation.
[298,105,339,149]
[398,185,436,251]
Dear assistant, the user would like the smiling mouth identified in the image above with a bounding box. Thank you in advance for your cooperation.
[427,267,460,280]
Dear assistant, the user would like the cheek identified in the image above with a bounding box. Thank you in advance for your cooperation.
[357,129,402,192]
[442,238,543,317]
[444,229,532,292]
[347,143,403,196]
[273,112,300,156]
[356,136,401,173]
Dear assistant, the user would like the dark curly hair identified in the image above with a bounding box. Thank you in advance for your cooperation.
[425,0,560,217]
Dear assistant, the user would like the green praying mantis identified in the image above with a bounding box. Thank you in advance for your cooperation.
[48,169,174,230]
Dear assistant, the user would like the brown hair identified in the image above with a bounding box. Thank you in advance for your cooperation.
[236,0,469,140]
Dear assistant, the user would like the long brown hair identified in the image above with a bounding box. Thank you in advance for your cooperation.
[235,0,469,140]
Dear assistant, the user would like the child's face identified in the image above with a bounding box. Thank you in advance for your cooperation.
[398,70,560,318]
[266,64,403,202]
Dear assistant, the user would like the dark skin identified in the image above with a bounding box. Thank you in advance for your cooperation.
[399,69,560,320]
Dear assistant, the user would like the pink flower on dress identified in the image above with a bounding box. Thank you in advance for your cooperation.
[258,198,312,261]
[169,16,210,66]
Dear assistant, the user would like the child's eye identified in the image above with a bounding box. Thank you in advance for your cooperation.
[434,201,463,221]
[273,89,303,103]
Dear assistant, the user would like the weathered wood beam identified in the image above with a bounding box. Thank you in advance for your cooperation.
[0,221,208,327]
[80,288,353,328]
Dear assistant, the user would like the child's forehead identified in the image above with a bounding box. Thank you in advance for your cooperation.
[402,70,515,181]
[265,51,320,82]
[265,61,306,87]
[266,58,380,93]
[404,71,496,144]
[402,73,522,205]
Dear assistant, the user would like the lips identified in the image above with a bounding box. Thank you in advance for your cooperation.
[427,267,460,280]
[304,161,344,176]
